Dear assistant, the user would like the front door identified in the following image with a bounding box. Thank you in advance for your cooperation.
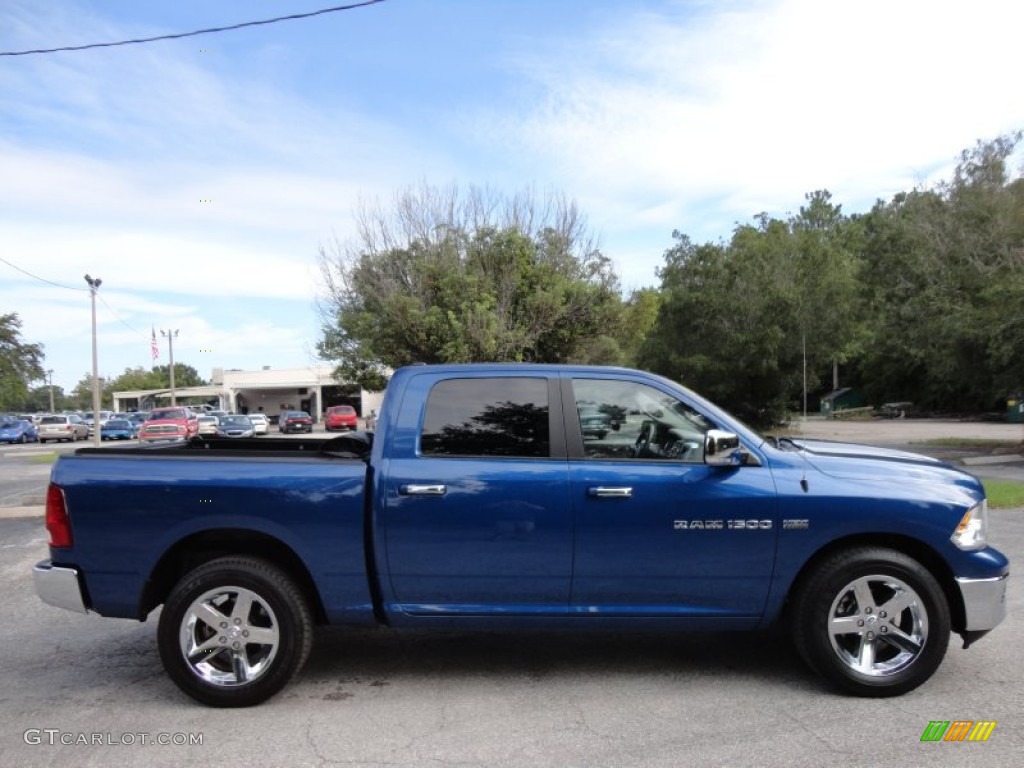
[564,375,778,618]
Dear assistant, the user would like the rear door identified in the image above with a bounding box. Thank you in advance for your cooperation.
[380,372,573,616]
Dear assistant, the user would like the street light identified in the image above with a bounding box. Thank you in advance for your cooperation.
[47,369,55,413]
[161,329,180,405]
[84,274,102,446]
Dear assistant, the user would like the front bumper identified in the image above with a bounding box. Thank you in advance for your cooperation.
[956,573,1008,633]
[33,560,89,614]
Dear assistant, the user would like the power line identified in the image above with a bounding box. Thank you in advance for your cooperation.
[0,0,385,57]
[0,256,151,344]
[98,294,149,342]
[0,256,87,291]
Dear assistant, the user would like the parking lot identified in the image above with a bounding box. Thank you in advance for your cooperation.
[1,421,1021,766]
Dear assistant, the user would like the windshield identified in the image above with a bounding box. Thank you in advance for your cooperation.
[150,409,187,420]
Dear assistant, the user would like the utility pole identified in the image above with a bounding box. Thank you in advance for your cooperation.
[802,330,807,421]
[84,274,102,446]
[161,329,179,405]
[47,369,55,413]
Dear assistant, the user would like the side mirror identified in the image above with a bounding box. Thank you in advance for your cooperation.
[704,429,742,466]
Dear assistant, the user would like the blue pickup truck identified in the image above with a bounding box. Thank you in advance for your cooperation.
[34,364,1008,707]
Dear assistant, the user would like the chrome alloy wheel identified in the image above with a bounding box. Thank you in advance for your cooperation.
[179,586,280,687]
[827,574,928,677]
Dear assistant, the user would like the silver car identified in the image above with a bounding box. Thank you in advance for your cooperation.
[215,415,255,439]
[196,415,219,436]
[38,414,90,443]
[246,413,269,435]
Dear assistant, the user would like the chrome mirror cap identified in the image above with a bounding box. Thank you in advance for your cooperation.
[705,429,742,466]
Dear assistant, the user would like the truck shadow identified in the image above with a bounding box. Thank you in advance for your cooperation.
[299,625,815,696]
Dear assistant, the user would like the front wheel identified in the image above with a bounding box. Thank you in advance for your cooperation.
[790,547,950,697]
[157,556,313,707]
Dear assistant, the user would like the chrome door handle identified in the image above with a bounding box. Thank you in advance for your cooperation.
[588,486,633,498]
[400,484,447,496]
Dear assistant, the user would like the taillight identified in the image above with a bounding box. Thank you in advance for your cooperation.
[45,483,73,548]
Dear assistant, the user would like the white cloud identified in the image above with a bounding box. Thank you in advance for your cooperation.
[488,0,1024,285]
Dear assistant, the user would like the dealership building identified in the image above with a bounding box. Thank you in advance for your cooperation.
[112,365,383,423]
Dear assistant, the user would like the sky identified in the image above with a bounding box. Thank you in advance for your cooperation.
[2,0,1023,395]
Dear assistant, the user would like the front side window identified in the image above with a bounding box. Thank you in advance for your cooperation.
[421,378,550,458]
[572,379,715,462]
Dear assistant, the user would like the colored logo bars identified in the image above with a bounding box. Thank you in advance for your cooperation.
[920,721,997,742]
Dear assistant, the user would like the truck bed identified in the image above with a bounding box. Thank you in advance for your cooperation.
[51,433,375,624]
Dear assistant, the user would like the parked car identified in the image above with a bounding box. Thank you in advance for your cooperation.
[578,406,614,440]
[196,415,219,437]
[216,415,255,439]
[139,407,199,443]
[100,419,136,441]
[325,405,358,432]
[279,410,313,434]
[0,418,39,444]
[246,413,269,435]
[83,410,115,436]
[38,414,90,443]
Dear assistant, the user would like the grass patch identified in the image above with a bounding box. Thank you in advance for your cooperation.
[982,479,1024,509]
[26,453,57,465]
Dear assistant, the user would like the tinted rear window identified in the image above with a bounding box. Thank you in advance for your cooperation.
[41,416,67,424]
[420,378,550,458]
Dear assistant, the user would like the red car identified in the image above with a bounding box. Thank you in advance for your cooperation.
[278,410,313,434]
[324,405,358,432]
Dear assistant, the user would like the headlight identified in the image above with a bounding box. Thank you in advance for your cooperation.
[951,500,988,550]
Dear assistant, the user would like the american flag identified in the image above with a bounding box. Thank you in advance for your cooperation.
[151,327,159,360]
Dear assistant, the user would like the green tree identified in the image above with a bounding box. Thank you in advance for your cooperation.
[0,313,45,410]
[69,364,210,410]
[151,363,207,389]
[854,132,1024,411]
[20,384,68,413]
[640,195,866,426]
[69,372,105,411]
[318,184,624,388]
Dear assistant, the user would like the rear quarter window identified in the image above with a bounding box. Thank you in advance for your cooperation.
[420,378,550,458]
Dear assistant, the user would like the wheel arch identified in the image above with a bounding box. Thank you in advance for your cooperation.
[140,529,327,624]
[782,533,965,632]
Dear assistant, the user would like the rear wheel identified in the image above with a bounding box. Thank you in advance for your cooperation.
[157,556,313,707]
[791,547,950,697]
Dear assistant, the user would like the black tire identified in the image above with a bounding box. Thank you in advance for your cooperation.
[157,556,313,707]
[790,547,950,697]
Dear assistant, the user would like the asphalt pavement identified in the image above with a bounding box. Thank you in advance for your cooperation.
[0,419,1022,765]
[1,509,1020,767]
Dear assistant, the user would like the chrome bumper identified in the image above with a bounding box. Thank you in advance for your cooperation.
[33,560,88,614]
[956,573,1008,631]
